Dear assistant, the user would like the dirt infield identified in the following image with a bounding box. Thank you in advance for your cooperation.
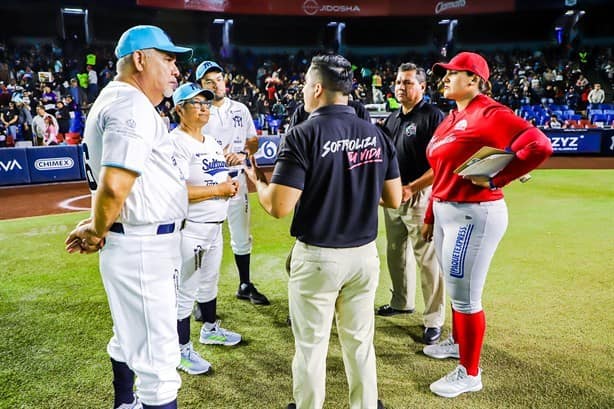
[0,157,612,221]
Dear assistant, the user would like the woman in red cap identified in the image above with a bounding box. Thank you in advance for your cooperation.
[421,52,553,398]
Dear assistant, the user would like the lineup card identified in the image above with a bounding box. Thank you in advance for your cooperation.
[454,146,514,177]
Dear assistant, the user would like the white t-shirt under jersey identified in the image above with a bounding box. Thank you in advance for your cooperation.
[82,81,187,225]
[172,128,230,222]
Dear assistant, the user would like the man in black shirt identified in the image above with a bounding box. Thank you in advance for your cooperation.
[376,63,446,346]
[245,54,400,409]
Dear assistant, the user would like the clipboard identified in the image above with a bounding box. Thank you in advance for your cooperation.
[454,146,514,178]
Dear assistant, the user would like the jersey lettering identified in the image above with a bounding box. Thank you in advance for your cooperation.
[82,142,98,191]
[232,115,243,128]
[450,224,474,278]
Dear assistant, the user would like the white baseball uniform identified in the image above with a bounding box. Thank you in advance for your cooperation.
[82,80,187,405]
[202,97,256,255]
[172,129,230,319]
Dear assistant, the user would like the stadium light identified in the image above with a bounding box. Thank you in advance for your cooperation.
[61,7,85,15]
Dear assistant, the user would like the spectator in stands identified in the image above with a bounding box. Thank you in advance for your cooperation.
[99,60,115,89]
[43,115,59,145]
[575,74,589,91]
[1,100,19,143]
[41,85,58,113]
[14,96,33,142]
[86,65,99,102]
[565,86,580,111]
[32,105,58,146]
[541,83,555,106]
[588,83,605,104]
[55,100,70,138]
[544,114,563,129]
[68,78,87,108]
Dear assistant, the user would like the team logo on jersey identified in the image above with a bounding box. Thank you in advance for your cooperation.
[454,119,467,130]
[405,122,417,136]
[427,134,456,156]
[126,119,136,128]
[232,115,243,128]
[201,158,229,176]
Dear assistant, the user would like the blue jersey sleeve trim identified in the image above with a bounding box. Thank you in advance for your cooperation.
[101,162,142,175]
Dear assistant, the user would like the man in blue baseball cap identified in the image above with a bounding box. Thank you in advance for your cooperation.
[65,25,193,409]
[193,60,272,311]
[115,25,192,61]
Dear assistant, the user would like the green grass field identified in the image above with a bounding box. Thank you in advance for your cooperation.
[1,169,613,409]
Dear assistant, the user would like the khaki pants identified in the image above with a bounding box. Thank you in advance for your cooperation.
[383,186,445,328]
[289,240,380,409]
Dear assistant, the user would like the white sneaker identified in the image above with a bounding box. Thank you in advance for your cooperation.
[178,341,212,375]
[115,396,142,409]
[199,320,242,346]
[430,365,483,398]
[423,336,460,359]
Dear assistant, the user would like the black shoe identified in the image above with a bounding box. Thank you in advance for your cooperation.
[376,304,414,316]
[287,404,296,409]
[237,282,270,305]
[286,315,292,326]
[378,399,385,409]
[423,326,442,345]
[192,303,203,322]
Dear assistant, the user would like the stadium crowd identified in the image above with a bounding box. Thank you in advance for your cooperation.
[0,40,612,147]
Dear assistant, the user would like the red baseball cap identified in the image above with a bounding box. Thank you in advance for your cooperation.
[432,52,490,81]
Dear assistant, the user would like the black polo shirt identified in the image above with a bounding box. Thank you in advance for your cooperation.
[288,99,371,128]
[382,99,444,185]
[272,104,399,248]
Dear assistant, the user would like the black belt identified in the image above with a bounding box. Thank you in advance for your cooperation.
[110,221,183,235]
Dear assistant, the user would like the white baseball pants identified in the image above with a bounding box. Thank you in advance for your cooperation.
[227,172,252,255]
[177,221,224,319]
[100,230,182,406]
[433,199,508,313]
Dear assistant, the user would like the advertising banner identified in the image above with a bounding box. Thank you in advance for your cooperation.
[0,148,30,186]
[544,130,602,154]
[26,146,83,183]
[137,0,515,16]
[254,136,281,167]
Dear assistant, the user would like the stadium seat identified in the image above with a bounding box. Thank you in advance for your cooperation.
[579,119,596,128]
[590,114,608,126]
[569,114,582,121]
[564,119,579,128]
[590,112,606,123]
[588,109,603,117]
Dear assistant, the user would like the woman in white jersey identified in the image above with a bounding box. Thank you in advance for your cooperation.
[171,83,242,375]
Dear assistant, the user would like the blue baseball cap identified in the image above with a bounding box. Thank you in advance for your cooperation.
[195,60,223,81]
[115,25,193,61]
[172,82,214,106]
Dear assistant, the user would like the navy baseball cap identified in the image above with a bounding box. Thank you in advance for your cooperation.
[195,60,223,81]
[172,82,214,106]
[115,25,193,61]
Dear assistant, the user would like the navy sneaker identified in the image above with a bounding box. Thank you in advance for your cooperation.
[237,282,270,305]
